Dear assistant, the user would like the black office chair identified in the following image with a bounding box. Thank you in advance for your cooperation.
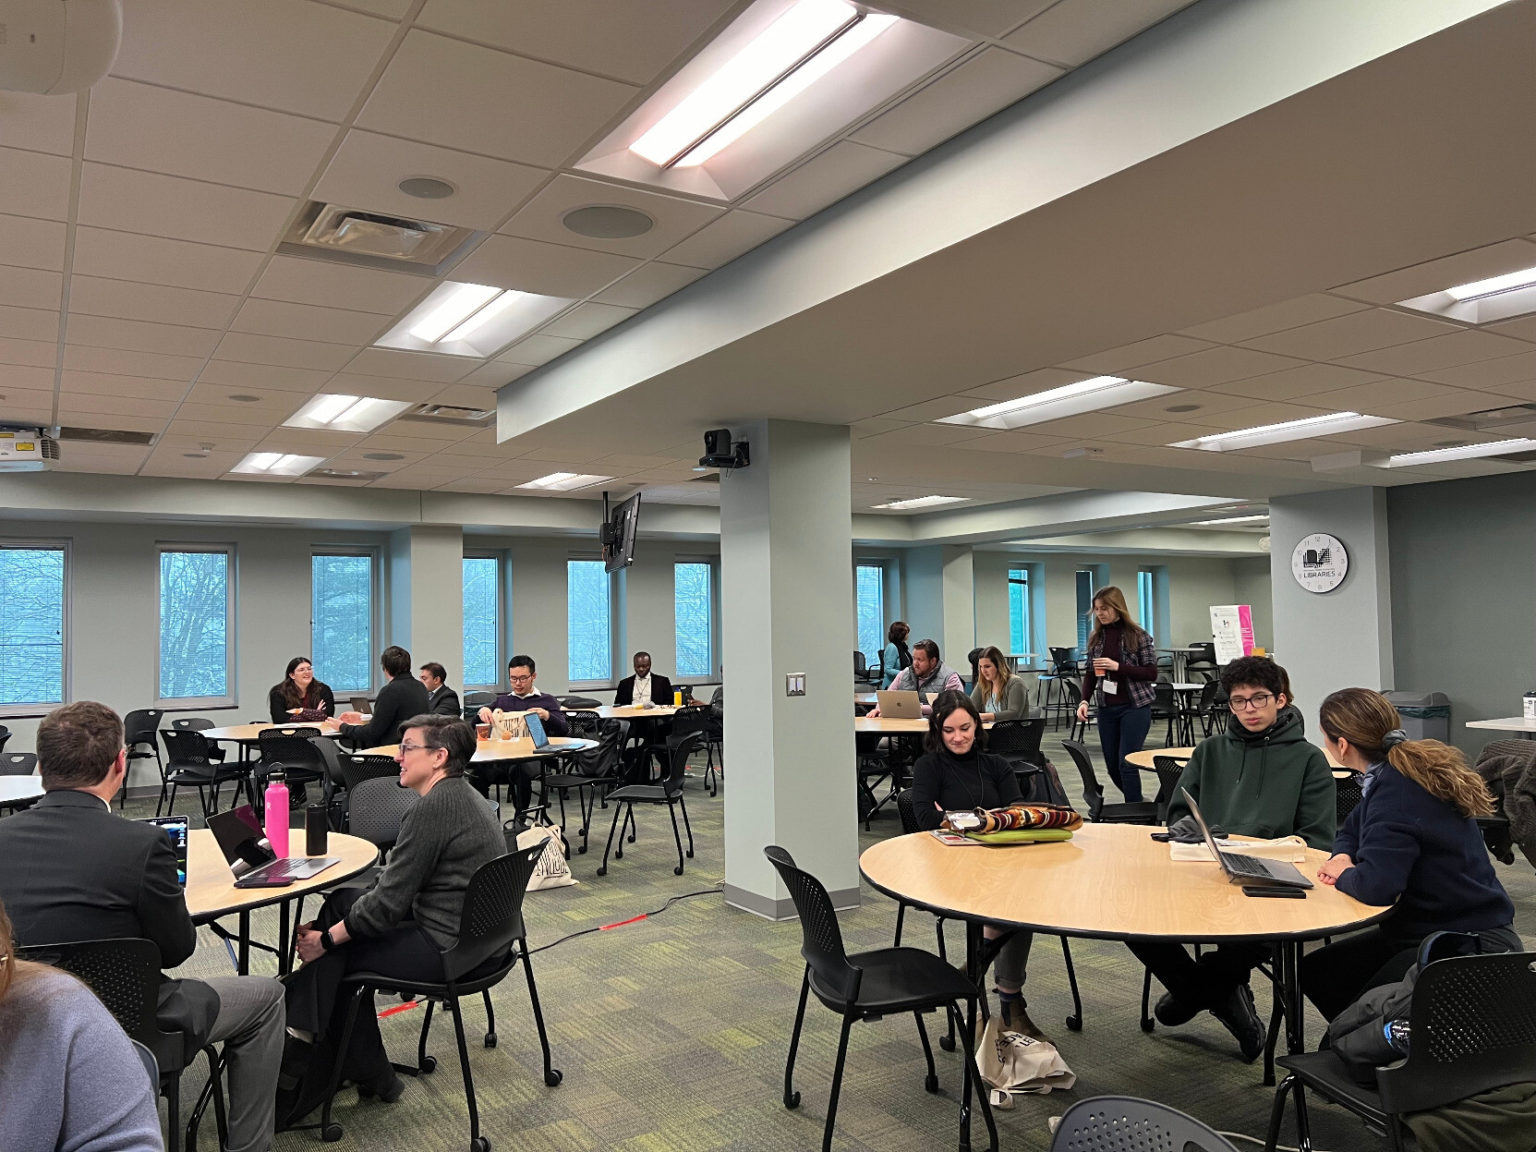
[339,753,400,794]
[314,844,562,1151]
[1150,682,1180,745]
[1266,948,1536,1152]
[1052,1097,1238,1151]
[159,729,246,818]
[557,695,602,709]
[987,718,1046,793]
[20,937,227,1152]
[121,708,164,811]
[1334,770,1365,826]
[855,729,894,829]
[597,729,701,877]
[1150,755,1188,823]
[1061,740,1160,825]
[169,716,226,760]
[0,724,10,755]
[854,651,882,686]
[252,727,327,816]
[1059,677,1089,740]
[541,716,624,854]
[0,752,37,775]
[765,845,997,1152]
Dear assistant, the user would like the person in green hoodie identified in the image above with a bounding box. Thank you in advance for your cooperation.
[1126,656,1335,1061]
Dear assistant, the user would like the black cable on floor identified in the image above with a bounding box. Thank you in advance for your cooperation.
[524,882,724,956]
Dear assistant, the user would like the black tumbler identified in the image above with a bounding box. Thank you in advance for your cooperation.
[305,803,328,855]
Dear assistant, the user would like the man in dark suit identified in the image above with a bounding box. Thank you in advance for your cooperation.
[614,651,673,708]
[418,661,461,717]
[0,701,284,1152]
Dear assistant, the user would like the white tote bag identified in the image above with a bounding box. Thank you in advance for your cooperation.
[515,824,577,890]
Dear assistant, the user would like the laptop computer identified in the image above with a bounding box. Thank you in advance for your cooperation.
[525,711,550,750]
[1181,788,1313,890]
[876,690,921,719]
[349,696,371,715]
[207,804,340,888]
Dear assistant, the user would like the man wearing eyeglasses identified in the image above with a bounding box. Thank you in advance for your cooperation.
[1128,656,1335,1062]
[475,655,569,809]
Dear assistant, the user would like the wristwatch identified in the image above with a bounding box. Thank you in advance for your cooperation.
[320,927,336,952]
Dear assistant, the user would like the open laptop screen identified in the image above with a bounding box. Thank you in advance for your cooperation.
[207,805,277,878]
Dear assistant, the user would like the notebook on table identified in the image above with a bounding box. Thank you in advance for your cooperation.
[207,804,339,888]
[1181,788,1313,890]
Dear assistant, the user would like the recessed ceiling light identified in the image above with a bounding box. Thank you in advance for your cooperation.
[1444,265,1536,302]
[1385,438,1536,467]
[381,280,570,356]
[562,205,654,239]
[183,451,207,459]
[1166,403,1201,413]
[1169,412,1397,451]
[939,376,1182,429]
[363,452,406,461]
[227,394,262,403]
[230,451,325,477]
[409,282,501,343]
[630,0,897,169]
[285,393,411,434]
[397,176,456,200]
[517,471,612,492]
[871,495,967,511]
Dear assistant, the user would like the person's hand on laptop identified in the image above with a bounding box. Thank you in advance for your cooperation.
[867,707,881,717]
[1317,853,1354,886]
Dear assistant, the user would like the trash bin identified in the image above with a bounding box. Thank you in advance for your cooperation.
[1382,691,1451,742]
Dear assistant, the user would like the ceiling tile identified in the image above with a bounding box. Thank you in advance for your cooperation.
[744,141,908,220]
[424,383,497,410]
[174,400,302,427]
[163,419,267,444]
[111,0,396,120]
[141,448,249,479]
[0,365,57,391]
[214,332,356,371]
[63,314,219,358]
[231,298,390,345]
[343,347,477,383]
[314,131,549,231]
[1329,422,1506,452]
[0,388,56,420]
[956,367,1088,403]
[1240,308,1461,360]
[1292,377,1463,416]
[71,227,264,294]
[84,78,337,196]
[1483,314,1536,344]
[1025,413,1159,439]
[77,164,298,252]
[662,210,794,270]
[1062,334,1211,373]
[1102,389,1256,421]
[50,444,151,473]
[62,345,203,381]
[0,337,58,368]
[326,373,444,402]
[434,476,512,494]
[1418,348,1536,391]
[0,213,66,271]
[1345,387,1516,423]
[0,147,72,220]
[496,334,582,368]
[1134,345,1308,388]
[456,361,535,388]
[453,234,638,298]
[879,396,982,422]
[0,265,61,311]
[67,276,240,330]
[1204,362,1389,401]
[593,262,706,309]
[852,48,1062,157]
[0,304,58,342]
[251,256,430,314]
[56,392,177,420]
[861,423,992,448]
[1178,293,1370,344]
[1335,329,1535,376]
[62,372,192,401]
[876,0,1056,38]
[355,31,640,168]
[197,361,334,393]
[1332,239,1536,305]
[945,429,1067,454]
[498,174,724,260]
[539,302,637,340]
[1190,401,1344,432]
[0,91,77,155]
[1003,0,1197,67]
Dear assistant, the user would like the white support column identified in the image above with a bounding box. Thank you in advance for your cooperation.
[388,525,465,679]
[941,544,976,675]
[721,421,859,916]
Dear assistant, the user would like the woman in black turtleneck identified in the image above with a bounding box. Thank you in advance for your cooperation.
[909,692,1044,1039]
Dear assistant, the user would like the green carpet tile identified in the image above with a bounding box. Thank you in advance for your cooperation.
[129,733,1534,1152]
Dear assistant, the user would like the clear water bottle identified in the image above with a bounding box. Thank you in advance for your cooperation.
[264,770,290,859]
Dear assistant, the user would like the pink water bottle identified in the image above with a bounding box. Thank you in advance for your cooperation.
[264,771,290,859]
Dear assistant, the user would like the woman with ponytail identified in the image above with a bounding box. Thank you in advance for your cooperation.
[1300,688,1520,1020]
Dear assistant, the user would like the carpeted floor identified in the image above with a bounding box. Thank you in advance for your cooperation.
[144,728,1535,1152]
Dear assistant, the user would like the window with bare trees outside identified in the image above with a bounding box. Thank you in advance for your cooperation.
[0,543,66,711]
[158,547,234,704]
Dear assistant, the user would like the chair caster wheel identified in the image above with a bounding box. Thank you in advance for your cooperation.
[925,1073,939,1093]
[484,1032,497,1048]
[784,1091,801,1110]
[615,849,623,860]
[938,1035,956,1052]
[686,850,694,858]
[420,1055,437,1074]
[596,866,607,877]
[1140,1018,1155,1033]
[321,1124,344,1142]
[626,833,636,843]
[673,865,684,875]
[544,1068,563,1087]
[1066,1015,1082,1032]
[471,1137,490,1152]
[577,845,587,854]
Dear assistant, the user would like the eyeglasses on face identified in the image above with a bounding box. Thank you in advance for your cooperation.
[397,740,435,755]
[1227,693,1275,712]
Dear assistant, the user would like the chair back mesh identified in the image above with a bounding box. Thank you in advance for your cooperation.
[440,844,542,981]
[1061,740,1105,821]
[170,717,216,733]
[18,937,160,1040]
[0,752,37,776]
[1151,756,1188,812]
[0,725,9,755]
[1334,772,1365,825]
[558,695,602,709]
[764,846,860,1004]
[122,709,163,749]
[341,754,401,793]
[1376,951,1536,1113]
[257,728,326,781]
[564,717,622,779]
[663,729,705,795]
[160,729,214,768]
[669,705,711,741]
[1049,1096,1238,1151]
[854,651,868,678]
[988,718,1045,759]
[895,788,922,836]
[1151,682,1175,713]
[565,709,600,737]
[347,775,418,848]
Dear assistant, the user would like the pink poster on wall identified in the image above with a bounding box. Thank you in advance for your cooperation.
[1237,604,1255,656]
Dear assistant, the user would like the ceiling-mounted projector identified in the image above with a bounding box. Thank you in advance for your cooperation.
[0,0,121,94]
[0,426,60,471]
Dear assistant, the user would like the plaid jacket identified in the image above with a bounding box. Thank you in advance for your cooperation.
[1082,627,1158,709]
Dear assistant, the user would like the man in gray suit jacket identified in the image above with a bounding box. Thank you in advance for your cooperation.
[419,661,462,717]
[0,702,285,1152]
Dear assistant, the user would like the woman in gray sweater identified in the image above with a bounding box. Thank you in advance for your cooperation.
[970,646,1030,722]
[285,713,504,1108]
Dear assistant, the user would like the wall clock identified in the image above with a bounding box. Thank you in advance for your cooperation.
[1291,533,1348,593]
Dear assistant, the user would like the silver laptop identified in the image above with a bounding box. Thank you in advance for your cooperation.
[1181,788,1313,890]
[876,690,921,719]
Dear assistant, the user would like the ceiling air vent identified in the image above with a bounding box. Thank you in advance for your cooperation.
[278,202,481,275]
[310,468,388,483]
[59,426,156,446]
[397,403,495,429]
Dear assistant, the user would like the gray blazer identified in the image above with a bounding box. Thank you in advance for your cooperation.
[970,675,1029,721]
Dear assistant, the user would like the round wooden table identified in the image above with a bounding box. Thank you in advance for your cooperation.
[1123,746,1344,772]
[860,825,1389,1064]
[200,721,346,745]
[186,828,377,973]
[360,737,598,762]
[0,775,43,810]
[593,704,680,721]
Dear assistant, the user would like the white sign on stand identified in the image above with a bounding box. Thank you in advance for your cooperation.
[1209,605,1255,665]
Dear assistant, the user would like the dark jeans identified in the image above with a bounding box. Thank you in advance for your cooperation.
[1127,940,1271,1008]
[1096,703,1152,802]
[469,761,542,811]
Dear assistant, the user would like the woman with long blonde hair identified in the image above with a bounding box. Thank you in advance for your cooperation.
[970,645,1028,722]
[1301,688,1520,1020]
[1074,586,1157,801]
[0,898,162,1151]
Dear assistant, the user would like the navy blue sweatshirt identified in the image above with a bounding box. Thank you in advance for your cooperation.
[1333,760,1514,938]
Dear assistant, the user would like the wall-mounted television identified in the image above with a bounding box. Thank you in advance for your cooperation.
[602,491,640,574]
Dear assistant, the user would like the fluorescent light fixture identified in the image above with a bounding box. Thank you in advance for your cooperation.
[871,495,967,511]
[630,0,896,169]
[1191,515,1270,526]
[230,452,325,477]
[285,393,411,434]
[1386,438,1536,467]
[409,282,501,343]
[1169,412,1397,452]
[1444,265,1536,302]
[517,472,613,492]
[443,290,526,343]
[939,376,1181,429]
